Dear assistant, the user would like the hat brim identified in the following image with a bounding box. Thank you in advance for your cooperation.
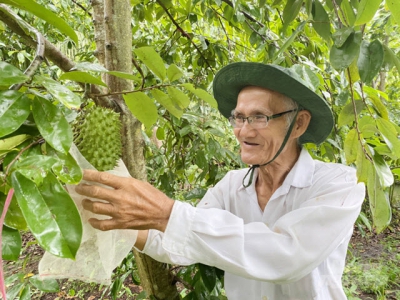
[213,62,333,145]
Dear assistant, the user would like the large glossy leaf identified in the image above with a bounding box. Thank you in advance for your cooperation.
[340,0,356,26]
[182,83,218,108]
[330,31,362,70]
[332,27,354,48]
[356,144,371,183]
[133,46,166,81]
[123,92,158,128]
[59,71,107,87]
[376,118,400,159]
[11,171,81,258]
[357,40,384,84]
[311,0,331,41]
[13,155,58,185]
[0,90,30,138]
[386,0,400,25]
[0,62,28,87]
[344,128,358,164]
[151,89,183,118]
[2,225,21,260]
[354,0,381,25]
[1,0,78,45]
[0,193,27,230]
[0,134,30,160]
[367,168,391,233]
[337,100,365,127]
[47,147,83,185]
[32,96,72,154]
[34,75,81,109]
[198,264,217,292]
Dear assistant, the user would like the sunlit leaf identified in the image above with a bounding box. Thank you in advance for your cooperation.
[340,0,356,26]
[372,152,394,187]
[344,128,358,164]
[123,92,158,128]
[386,0,400,25]
[0,90,31,138]
[166,86,190,109]
[32,96,72,154]
[0,193,27,230]
[376,118,400,158]
[133,46,166,81]
[182,83,217,108]
[151,89,183,118]
[382,44,400,74]
[0,134,30,152]
[354,0,381,25]
[167,64,184,82]
[338,100,365,127]
[282,0,303,30]
[363,86,389,120]
[273,22,306,63]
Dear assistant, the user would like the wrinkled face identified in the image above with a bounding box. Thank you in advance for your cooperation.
[233,86,295,166]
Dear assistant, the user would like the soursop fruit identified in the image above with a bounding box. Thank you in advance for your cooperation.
[73,106,122,171]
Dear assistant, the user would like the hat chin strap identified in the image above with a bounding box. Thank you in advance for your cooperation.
[242,110,299,188]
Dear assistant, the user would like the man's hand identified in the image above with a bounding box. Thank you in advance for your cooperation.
[75,169,175,232]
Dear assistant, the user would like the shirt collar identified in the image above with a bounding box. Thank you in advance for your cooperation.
[237,148,315,192]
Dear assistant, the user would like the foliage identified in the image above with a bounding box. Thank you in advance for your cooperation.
[1,0,400,299]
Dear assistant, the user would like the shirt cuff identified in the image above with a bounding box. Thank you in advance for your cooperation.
[162,201,197,256]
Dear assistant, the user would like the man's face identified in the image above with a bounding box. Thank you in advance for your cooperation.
[233,86,292,166]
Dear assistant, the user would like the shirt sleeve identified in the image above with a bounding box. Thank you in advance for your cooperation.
[161,180,365,283]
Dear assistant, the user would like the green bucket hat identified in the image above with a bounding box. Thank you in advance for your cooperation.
[213,62,333,145]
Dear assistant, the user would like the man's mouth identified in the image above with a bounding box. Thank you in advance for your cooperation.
[243,141,259,146]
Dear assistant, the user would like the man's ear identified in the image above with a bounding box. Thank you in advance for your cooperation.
[292,110,311,138]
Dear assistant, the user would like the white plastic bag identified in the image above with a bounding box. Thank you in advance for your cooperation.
[38,145,138,285]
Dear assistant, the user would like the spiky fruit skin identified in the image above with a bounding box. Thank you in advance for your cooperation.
[73,106,122,171]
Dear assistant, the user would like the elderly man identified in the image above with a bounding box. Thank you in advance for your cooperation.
[76,63,365,300]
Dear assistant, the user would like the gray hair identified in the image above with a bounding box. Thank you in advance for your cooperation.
[280,95,299,129]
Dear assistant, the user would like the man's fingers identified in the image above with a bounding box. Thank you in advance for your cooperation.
[82,169,126,189]
[75,182,120,203]
[88,218,123,231]
[82,199,115,216]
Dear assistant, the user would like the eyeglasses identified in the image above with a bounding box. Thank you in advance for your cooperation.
[229,109,297,129]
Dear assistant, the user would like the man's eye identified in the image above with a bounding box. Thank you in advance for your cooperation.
[253,116,265,120]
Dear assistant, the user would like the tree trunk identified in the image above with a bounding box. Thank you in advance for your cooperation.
[98,1,180,299]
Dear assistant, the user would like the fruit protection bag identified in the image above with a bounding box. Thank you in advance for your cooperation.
[38,144,138,285]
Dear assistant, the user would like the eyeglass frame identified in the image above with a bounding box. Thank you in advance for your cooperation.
[229,109,299,129]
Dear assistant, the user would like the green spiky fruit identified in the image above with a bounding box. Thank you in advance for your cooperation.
[73,106,122,171]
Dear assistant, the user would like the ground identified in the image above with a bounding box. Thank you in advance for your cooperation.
[4,207,400,300]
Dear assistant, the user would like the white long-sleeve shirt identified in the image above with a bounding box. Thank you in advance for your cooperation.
[141,148,365,300]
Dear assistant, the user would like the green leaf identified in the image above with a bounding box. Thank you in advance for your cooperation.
[59,71,107,87]
[356,149,371,183]
[19,285,31,300]
[357,40,384,84]
[354,0,381,25]
[184,188,207,200]
[0,61,28,87]
[11,171,82,258]
[332,27,354,48]
[167,64,184,82]
[133,46,166,81]
[382,44,400,74]
[376,118,400,158]
[282,0,303,30]
[198,264,217,292]
[372,152,394,187]
[29,275,59,292]
[386,0,400,25]
[1,0,78,45]
[181,83,217,108]
[166,86,190,109]
[123,92,158,128]
[337,100,365,127]
[311,0,331,41]
[340,0,356,26]
[273,22,306,63]
[367,168,391,233]
[32,96,73,154]
[0,90,31,138]
[13,155,58,185]
[2,225,21,260]
[363,86,389,120]
[0,134,30,152]
[48,148,83,185]
[151,89,183,118]
[108,71,142,83]
[344,128,358,164]
[330,31,362,70]
[0,193,27,230]
[34,75,81,109]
